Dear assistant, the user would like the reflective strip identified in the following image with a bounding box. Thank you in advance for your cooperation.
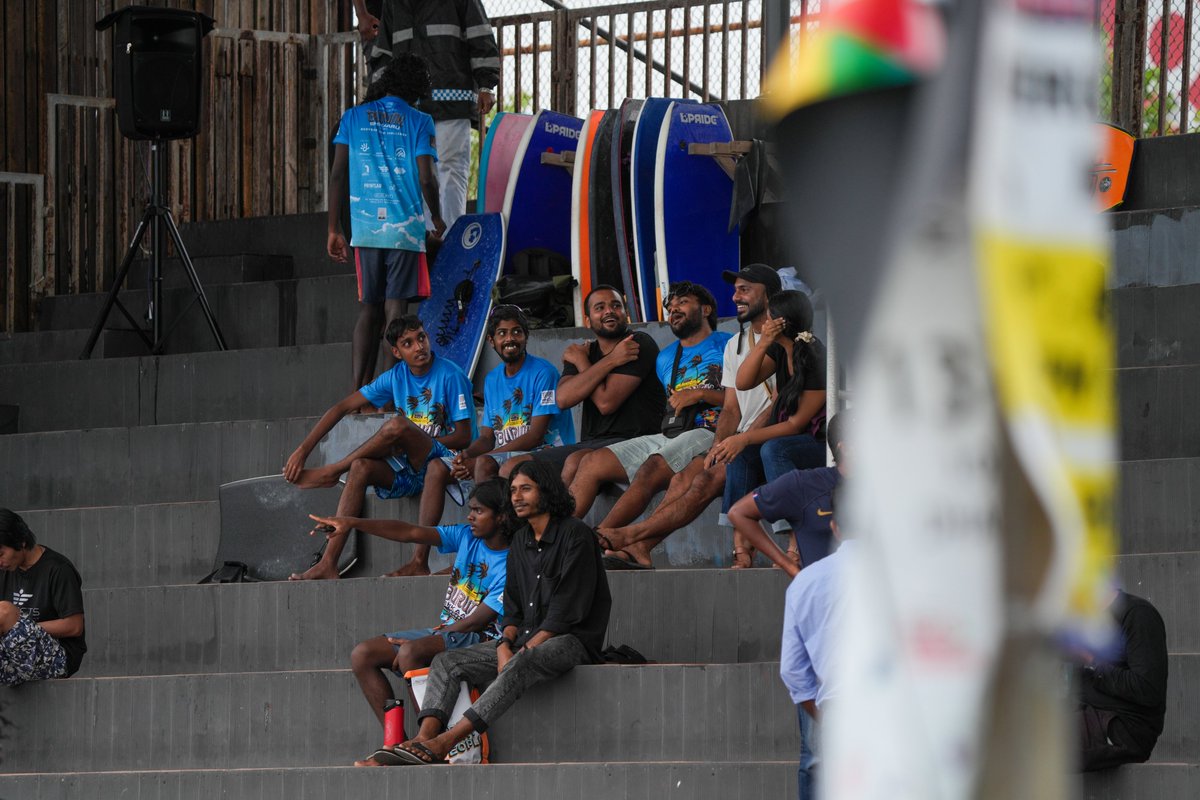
[470,57,500,70]
[392,29,414,44]
[465,24,493,39]
[426,24,463,38]
[369,44,392,60]
[431,89,477,102]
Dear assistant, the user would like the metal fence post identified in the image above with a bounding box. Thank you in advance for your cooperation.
[1112,0,1147,134]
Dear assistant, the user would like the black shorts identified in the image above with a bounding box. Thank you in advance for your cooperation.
[355,247,429,303]
[530,437,627,470]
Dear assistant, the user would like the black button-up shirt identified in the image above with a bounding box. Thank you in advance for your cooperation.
[499,516,612,662]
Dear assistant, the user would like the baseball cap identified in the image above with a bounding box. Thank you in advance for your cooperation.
[721,263,782,296]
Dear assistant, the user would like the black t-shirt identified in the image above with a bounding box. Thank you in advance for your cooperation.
[0,547,86,676]
[561,331,666,440]
[766,339,827,430]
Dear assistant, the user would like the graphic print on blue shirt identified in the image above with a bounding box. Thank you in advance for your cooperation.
[483,355,577,448]
[436,524,509,638]
[656,331,732,429]
[333,95,438,251]
[359,355,478,440]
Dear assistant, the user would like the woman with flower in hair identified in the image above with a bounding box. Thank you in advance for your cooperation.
[705,289,828,570]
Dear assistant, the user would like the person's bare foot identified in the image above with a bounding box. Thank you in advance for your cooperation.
[594,526,624,552]
[603,540,653,568]
[291,466,340,489]
[353,756,384,767]
[384,561,431,578]
[289,561,341,580]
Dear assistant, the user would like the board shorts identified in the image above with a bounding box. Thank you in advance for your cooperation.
[355,247,430,304]
[531,437,626,470]
[385,626,489,676]
[606,428,715,479]
[377,440,455,499]
[0,615,68,686]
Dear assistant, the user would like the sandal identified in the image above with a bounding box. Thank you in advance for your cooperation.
[370,740,443,766]
[773,547,802,570]
[593,528,615,552]
[730,546,754,569]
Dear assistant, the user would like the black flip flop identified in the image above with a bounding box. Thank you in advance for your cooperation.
[369,741,443,766]
[592,528,615,552]
[602,550,654,571]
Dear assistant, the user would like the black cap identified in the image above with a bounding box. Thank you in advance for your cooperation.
[722,263,782,296]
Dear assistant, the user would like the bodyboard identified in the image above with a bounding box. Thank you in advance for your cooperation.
[653,102,739,319]
[589,109,625,296]
[571,111,605,325]
[503,109,585,275]
[421,213,506,377]
[1093,122,1135,211]
[630,97,697,321]
[476,111,504,214]
[611,98,644,322]
[482,113,533,214]
[215,475,359,581]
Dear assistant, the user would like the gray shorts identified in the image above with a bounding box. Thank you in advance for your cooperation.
[606,428,715,479]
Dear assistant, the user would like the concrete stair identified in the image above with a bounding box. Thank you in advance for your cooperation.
[0,193,1193,797]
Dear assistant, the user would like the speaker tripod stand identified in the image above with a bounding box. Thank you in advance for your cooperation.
[81,139,227,359]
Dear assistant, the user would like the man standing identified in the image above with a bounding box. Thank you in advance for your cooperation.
[283,315,476,580]
[329,54,445,392]
[370,460,611,766]
[365,0,500,229]
[567,282,730,525]
[1077,589,1168,772]
[780,486,851,799]
[503,285,665,484]
[390,306,575,577]
[0,510,86,685]
[594,266,784,569]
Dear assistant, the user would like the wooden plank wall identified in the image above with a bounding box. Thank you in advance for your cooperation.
[0,0,350,331]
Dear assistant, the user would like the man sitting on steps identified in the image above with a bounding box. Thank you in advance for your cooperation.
[282,315,476,580]
[500,284,665,486]
[388,305,575,577]
[566,282,731,532]
[303,478,516,765]
[368,460,611,766]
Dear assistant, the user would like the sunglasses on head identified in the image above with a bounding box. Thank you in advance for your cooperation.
[489,303,524,317]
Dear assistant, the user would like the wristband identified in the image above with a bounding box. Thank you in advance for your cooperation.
[499,637,515,650]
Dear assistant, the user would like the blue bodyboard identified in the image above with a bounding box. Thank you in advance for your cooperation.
[654,102,739,319]
[421,213,506,378]
[502,109,585,274]
[629,97,697,321]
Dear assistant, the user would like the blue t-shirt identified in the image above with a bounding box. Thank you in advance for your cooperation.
[333,95,437,251]
[359,354,478,440]
[483,354,576,448]
[657,331,733,429]
[436,524,508,638]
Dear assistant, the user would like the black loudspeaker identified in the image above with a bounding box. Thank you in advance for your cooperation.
[96,6,215,140]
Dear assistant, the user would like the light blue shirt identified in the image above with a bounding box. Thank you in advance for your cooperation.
[482,354,576,448]
[780,540,852,708]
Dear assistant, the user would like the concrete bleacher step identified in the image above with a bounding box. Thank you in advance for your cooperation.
[0,328,160,365]
[1111,206,1200,290]
[35,273,360,356]
[1113,283,1200,369]
[1118,363,1200,461]
[78,569,789,677]
[1083,762,1200,800]
[123,253,293,291]
[0,663,798,772]
[20,501,218,591]
[1116,551,1200,654]
[0,762,799,798]
[179,211,336,280]
[1118,457,1200,555]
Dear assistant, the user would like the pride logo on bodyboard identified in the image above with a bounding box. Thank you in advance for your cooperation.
[421,213,506,378]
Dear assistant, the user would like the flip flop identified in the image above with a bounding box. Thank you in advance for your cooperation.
[369,740,443,766]
[602,550,654,571]
[593,528,615,552]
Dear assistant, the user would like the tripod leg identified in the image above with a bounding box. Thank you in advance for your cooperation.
[161,208,228,351]
[80,208,156,359]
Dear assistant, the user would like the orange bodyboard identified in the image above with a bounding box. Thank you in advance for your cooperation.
[1093,123,1135,211]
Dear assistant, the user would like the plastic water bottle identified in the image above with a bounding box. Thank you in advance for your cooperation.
[383,699,405,747]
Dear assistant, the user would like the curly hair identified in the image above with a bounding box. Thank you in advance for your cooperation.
[665,281,718,331]
[371,52,432,105]
[469,478,519,542]
[510,460,576,520]
[486,304,531,340]
[0,509,36,550]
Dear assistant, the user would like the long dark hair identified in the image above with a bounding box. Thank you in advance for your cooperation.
[769,290,820,417]
[469,478,519,542]
[510,460,576,519]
